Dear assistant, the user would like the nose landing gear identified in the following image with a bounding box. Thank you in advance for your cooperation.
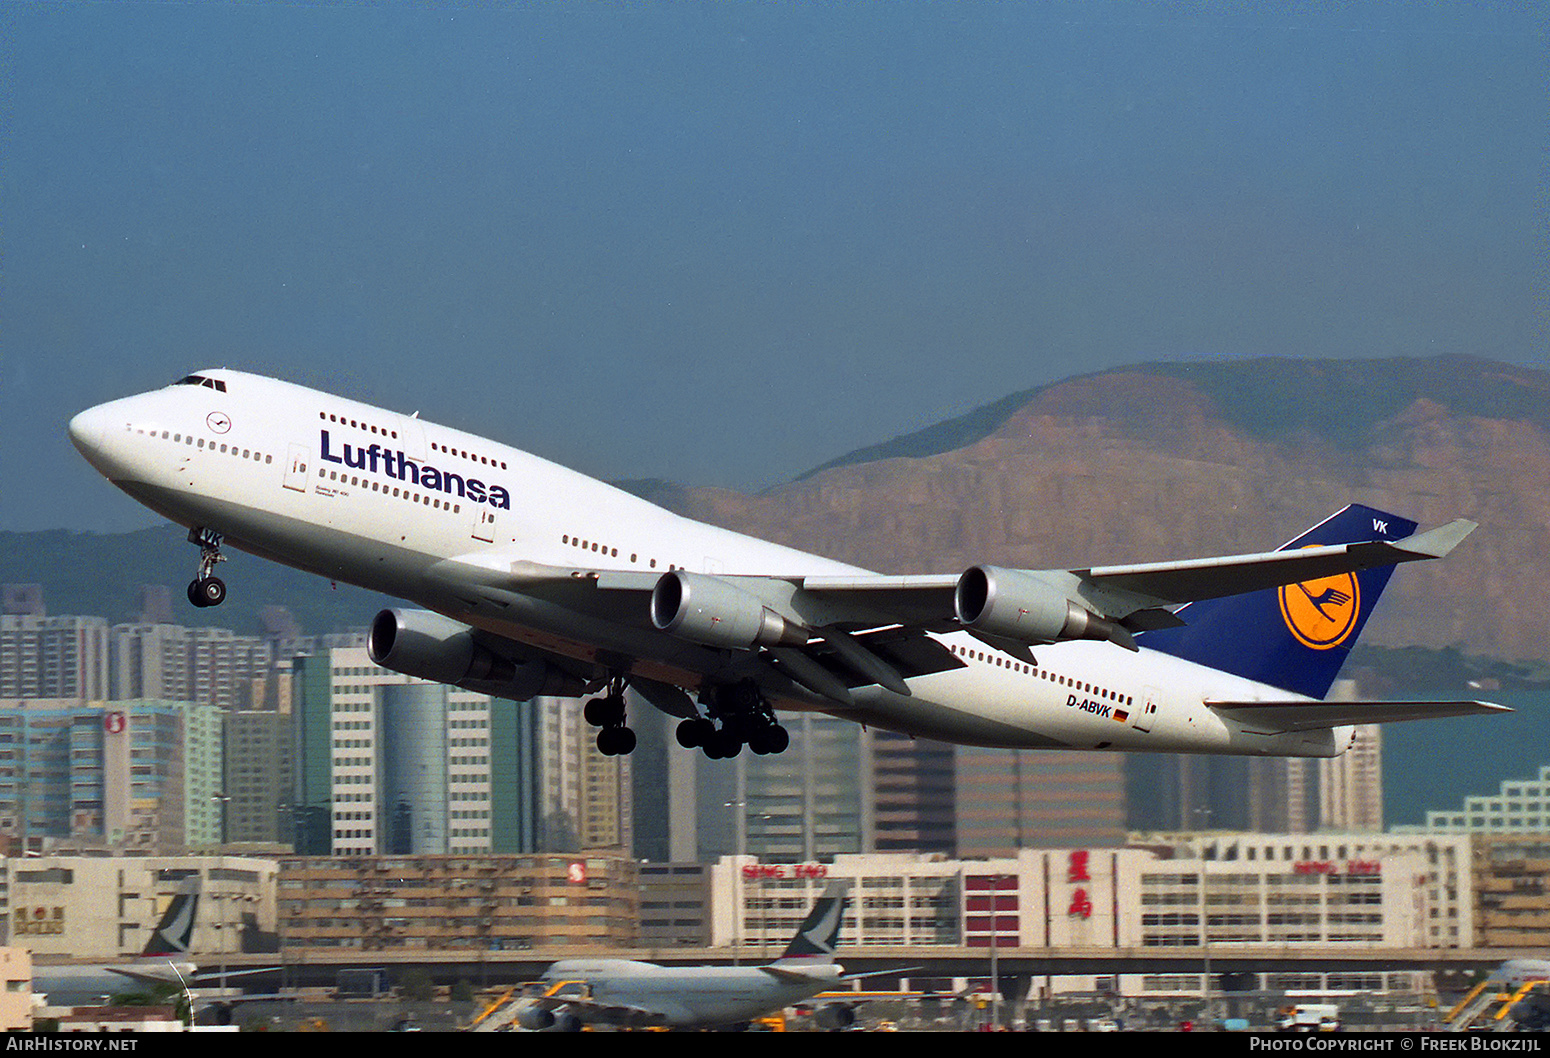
[186,527,227,608]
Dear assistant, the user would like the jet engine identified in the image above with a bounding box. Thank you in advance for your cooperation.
[814,1003,857,1030]
[368,609,584,700]
[955,566,1129,647]
[515,1005,554,1030]
[651,571,807,650]
[515,1005,581,1031]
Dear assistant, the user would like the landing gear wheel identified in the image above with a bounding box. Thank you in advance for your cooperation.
[597,725,636,756]
[748,723,789,755]
[187,577,226,608]
[186,527,228,608]
[676,717,714,749]
[698,680,787,758]
[584,694,627,728]
[705,727,743,759]
[590,679,636,756]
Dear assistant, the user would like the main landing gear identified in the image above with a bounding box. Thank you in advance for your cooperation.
[676,681,790,759]
[186,527,227,608]
[585,679,636,757]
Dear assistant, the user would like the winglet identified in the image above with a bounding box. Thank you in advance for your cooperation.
[1392,518,1476,559]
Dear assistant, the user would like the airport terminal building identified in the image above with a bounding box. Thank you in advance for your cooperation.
[708,832,1473,997]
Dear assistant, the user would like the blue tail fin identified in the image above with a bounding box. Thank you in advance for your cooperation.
[1136,505,1417,699]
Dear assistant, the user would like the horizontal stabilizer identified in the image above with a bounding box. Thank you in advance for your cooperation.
[1208,698,1511,732]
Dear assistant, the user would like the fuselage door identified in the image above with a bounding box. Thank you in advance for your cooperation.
[283,443,311,493]
[1134,685,1161,733]
[472,507,497,543]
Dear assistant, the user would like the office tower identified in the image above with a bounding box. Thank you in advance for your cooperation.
[291,647,541,855]
[223,708,294,845]
[628,696,699,863]
[872,730,956,855]
[959,747,1126,855]
[702,713,872,863]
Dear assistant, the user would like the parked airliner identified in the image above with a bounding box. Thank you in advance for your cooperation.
[31,880,200,1006]
[514,883,851,1031]
[69,370,1506,759]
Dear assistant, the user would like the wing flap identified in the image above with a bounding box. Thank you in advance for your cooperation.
[1209,698,1511,732]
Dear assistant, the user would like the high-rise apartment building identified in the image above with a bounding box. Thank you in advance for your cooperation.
[291,647,541,856]
[0,616,109,701]
[531,695,632,853]
[0,698,216,854]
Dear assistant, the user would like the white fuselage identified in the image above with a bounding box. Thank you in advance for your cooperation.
[541,958,840,1028]
[69,370,1348,757]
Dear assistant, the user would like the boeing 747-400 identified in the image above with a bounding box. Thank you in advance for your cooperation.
[69,370,1507,760]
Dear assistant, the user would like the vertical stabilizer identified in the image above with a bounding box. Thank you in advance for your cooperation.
[1138,505,1417,699]
[142,878,200,957]
[772,883,850,966]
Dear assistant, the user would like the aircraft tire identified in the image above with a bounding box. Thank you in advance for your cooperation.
[676,718,712,749]
[597,725,637,756]
[706,728,742,759]
[189,577,225,608]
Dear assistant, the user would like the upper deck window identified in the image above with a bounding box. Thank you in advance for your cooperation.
[175,374,227,392]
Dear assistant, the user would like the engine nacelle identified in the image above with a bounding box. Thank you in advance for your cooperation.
[516,1005,555,1031]
[651,571,807,651]
[955,566,1124,646]
[815,1003,857,1030]
[368,609,584,700]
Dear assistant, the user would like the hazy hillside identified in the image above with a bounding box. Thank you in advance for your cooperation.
[0,525,396,635]
[656,355,1550,664]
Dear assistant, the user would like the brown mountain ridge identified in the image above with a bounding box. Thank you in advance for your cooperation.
[633,355,1550,663]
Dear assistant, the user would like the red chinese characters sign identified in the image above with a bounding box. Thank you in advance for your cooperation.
[742,863,829,880]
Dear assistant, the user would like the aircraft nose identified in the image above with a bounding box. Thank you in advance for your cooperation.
[68,405,108,455]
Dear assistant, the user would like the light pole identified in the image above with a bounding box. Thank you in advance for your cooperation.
[988,873,1005,1031]
[1192,808,1213,1029]
[725,798,745,966]
[212,792,231,849]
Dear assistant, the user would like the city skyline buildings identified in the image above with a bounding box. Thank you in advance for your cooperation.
[0,581,1545,869]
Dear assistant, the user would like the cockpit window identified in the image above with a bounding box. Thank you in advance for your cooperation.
[175,374,227,393]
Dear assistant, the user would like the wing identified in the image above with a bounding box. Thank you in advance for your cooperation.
[1077,517,1476,604]
[523,993,670,1029]
[1208,698,1512,732]
[419,511,1477,702]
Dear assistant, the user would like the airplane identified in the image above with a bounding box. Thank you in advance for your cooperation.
[1488,959,1550,1031]
[1444,958,1550,1030]
[30,879,201,1007]
[515,882,853,1030]
[68,369,1508,760]
[1490,958,1550,989]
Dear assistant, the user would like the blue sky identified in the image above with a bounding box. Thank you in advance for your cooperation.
[4,1,1543,531]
